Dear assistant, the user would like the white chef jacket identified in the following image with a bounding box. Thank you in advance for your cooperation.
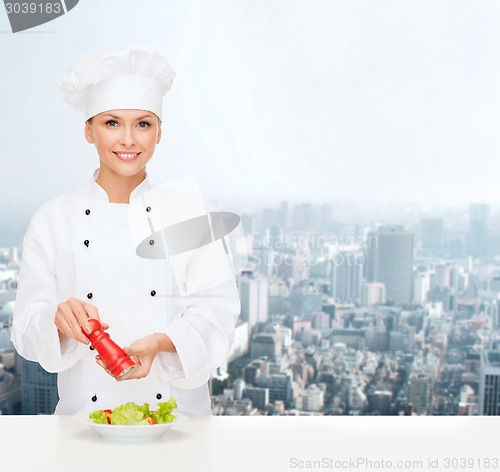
[11,169,241,416]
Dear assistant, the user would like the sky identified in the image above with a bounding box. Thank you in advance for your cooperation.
[1,0,500,221]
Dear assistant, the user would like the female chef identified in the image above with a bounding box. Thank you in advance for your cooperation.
[10,45,241,416]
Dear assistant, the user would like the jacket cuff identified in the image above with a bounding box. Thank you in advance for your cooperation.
[155,351,186,382]
[34,304,79,373]
[162,320,211,389]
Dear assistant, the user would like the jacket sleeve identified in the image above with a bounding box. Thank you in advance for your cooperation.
[11,222,80,373]
[159,237,241,389]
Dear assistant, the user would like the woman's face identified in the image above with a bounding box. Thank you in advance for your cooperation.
[84,109,162,178]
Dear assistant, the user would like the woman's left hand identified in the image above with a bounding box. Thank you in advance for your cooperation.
[95,333,175,380]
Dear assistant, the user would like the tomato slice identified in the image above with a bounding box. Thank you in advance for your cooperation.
[103,409,112,425]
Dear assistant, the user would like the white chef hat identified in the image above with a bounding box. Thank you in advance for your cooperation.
[59,45,176,120]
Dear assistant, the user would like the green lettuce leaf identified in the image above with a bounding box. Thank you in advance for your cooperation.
[88,409,108,424]
[111,401,148,425]
[88,398,178,425]
[153,396,177,424]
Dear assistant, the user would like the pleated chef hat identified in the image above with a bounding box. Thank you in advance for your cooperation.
[59,45,176,120]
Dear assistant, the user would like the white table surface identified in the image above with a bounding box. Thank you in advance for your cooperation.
[0,415,499,472]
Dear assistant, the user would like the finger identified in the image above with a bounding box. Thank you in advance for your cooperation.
[59,304,89,344]
[124,364,146,380]
[69,300,94,335]
[123,343,147,357]
[55,315,73,340]
[83,302,108,329]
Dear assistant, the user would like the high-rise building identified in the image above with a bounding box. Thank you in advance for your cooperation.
[331,251,363,303]
[408,370,431,415]
[296,384,325,412]
[419,218,444,254]
[389,326,415,353]
[434,263,452,289]
[20,358,58,414]
[226,320,249,363]
[0,362,20,414]
[361,282,386,307]
[276,201,289,233]
[239,271,268,329]
[479,350,500,415]
[255,372,293,408]
[367,225,414,305]
[469,203,489,258]
[243,386,269,410]
[292,204,313,231]
[412,272,429,305]
[250,332,280,361]
[368,390,392,415]
[290,285,323,318]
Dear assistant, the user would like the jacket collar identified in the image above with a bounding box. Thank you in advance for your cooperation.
[87,168,152,203]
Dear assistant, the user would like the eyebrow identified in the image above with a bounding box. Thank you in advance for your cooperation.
[102,114,154,121]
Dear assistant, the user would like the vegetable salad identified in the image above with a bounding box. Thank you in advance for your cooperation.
[89,397,177,425]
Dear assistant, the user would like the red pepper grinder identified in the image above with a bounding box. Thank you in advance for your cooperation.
[82,319,136,380]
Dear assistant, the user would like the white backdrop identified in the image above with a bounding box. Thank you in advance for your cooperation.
[1,0,500,217]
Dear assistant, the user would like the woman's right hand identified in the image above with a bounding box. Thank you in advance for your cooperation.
[55,297,109,345]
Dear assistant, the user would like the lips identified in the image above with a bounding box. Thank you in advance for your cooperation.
[113,151,141,161]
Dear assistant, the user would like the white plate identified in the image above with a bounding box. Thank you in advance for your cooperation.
[72,411,188,441]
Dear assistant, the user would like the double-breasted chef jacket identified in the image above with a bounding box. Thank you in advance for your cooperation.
[11,169,241,416]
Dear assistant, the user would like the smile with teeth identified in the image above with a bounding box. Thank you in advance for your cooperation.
[113,151,140,161]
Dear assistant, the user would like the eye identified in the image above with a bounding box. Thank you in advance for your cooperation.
[138,121,151,128]
[105,120,118,127]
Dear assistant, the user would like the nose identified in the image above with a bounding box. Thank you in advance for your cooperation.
[120,126,136,147]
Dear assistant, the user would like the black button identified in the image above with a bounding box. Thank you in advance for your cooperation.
[84,240,90,247]
[85,209,91,215]
[150,290,156,297]
[149,239,155,245]
[146,206,151,212]
[156,393,162,400]
[87,293,93,299]
[89,345,94,351]
[91,395,97,402]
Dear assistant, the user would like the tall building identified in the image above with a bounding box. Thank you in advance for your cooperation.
[239,271,268,330]
[331,251,363,303]
[412,272,429,305]
[434,263,452,289]
[368,390,392,415]
[292,204,313,231]
[276,201,289,233]
[361,282,386,307]
[419,218,444,254]
[469,203,489,258]
[296,384,325,412]
[250,332,280,361]
[20,358,58,414]
[408,370,431,415]
[367,225,414,305]
[226,320,249,363]
[479,350,500,415]
[243,386,269,410]
[0,362,20,414]
[256,372,293,408]
[290,285,323,318]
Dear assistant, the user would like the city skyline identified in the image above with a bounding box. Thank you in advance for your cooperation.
[3,194,500,415]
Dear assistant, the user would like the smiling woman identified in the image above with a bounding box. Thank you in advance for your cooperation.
[84,110,163,203]
[10,45,241,418]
